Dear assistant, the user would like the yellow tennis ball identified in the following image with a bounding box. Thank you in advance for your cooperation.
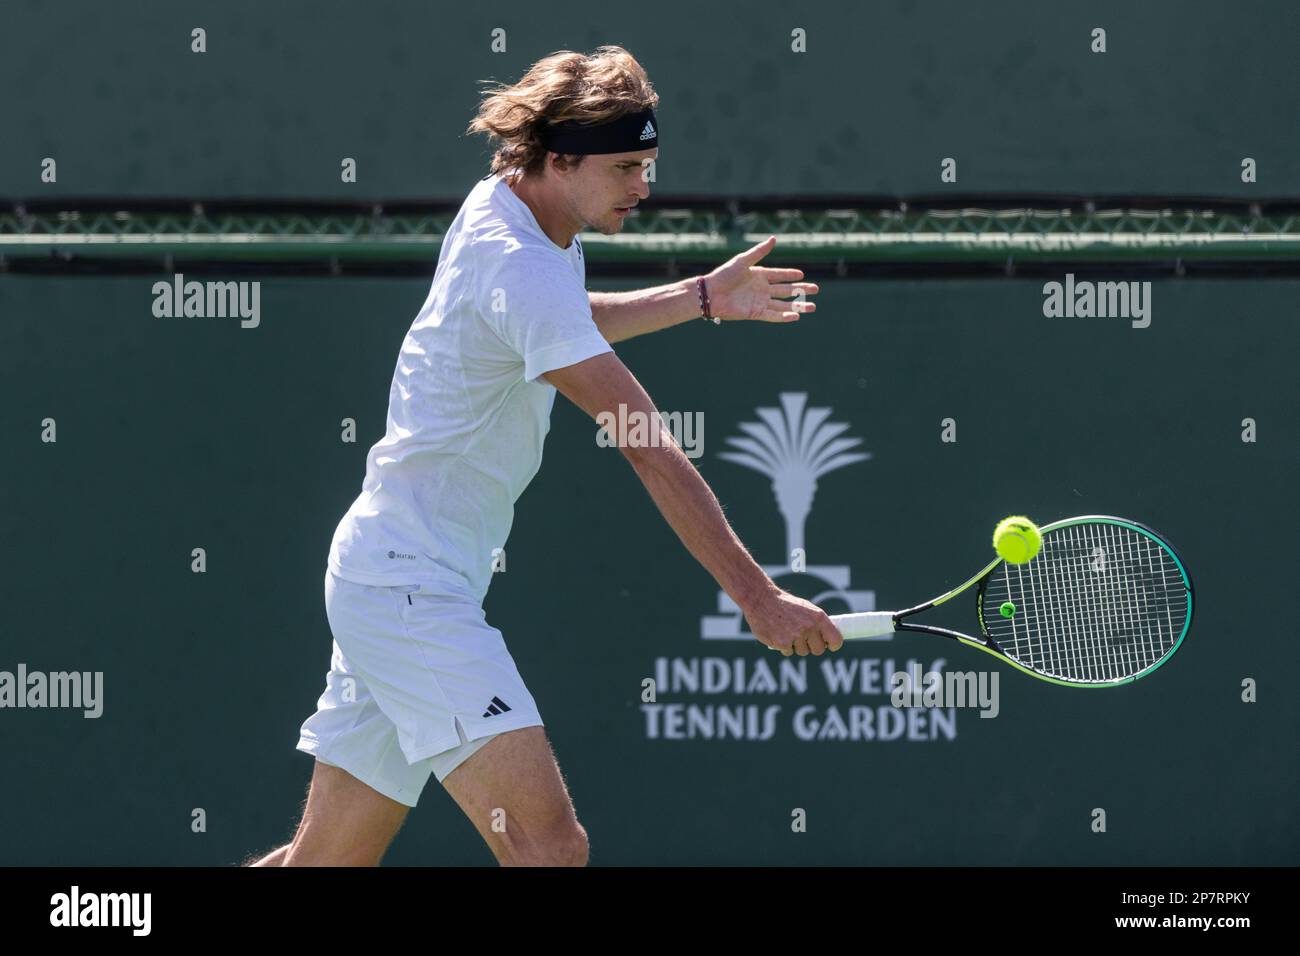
[993,516,1042,563]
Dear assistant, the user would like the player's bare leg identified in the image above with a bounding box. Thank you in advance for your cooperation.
[245,843,292,866]
[442,726,588,866]
[275,760,410,866]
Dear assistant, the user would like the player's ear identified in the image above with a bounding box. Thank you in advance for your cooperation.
[551,152,583,175]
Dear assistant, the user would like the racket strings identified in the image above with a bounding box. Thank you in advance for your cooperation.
[982,523,1189,683]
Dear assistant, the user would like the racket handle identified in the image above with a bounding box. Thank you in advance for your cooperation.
[830,611,896,640]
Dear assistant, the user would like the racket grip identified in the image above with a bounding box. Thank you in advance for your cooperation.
[829,611,896,640]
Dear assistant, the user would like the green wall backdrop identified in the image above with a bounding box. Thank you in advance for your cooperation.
[1,275,1295,864]
[3,0,1299,199]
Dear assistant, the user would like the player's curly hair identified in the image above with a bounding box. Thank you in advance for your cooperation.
[467,45,659,177]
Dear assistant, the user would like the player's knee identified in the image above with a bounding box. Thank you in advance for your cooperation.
[501,819,588,867]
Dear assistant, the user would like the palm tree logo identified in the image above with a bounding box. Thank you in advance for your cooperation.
[701,393,877,640]
[718,392,871,560]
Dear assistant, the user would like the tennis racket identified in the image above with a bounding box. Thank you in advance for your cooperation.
[828,515,1193,687]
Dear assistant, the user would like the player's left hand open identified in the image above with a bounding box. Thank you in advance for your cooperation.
[703,235,818,323]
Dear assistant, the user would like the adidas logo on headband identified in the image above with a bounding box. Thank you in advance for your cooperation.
[639,120,656,141]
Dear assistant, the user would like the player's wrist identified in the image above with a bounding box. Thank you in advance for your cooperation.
[730,567,779,616]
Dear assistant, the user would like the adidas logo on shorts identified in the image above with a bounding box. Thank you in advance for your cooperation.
[482,696,512,718]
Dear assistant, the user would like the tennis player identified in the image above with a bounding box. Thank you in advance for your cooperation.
[248,45,840,868]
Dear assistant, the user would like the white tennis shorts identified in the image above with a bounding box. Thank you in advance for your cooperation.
[296,569,543,807]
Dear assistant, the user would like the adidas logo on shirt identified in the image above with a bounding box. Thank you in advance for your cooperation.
[482,696,513,718]
[639,120,656,141]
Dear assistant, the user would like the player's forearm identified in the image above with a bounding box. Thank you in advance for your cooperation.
[588,278,703,344]
[622,441,776,613]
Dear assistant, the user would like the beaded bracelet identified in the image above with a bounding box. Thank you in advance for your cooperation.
[696,277,720,324]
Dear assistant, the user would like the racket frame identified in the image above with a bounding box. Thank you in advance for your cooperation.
[836,515,1195,687]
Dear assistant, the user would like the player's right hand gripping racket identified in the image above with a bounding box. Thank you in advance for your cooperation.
[829,515,1193,687]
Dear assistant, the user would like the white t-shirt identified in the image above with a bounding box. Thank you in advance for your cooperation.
[328,171,613,603]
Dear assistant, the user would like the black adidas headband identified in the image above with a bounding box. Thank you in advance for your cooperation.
[540,109,658,155]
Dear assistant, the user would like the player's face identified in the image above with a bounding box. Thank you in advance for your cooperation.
[572,149,655,235]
